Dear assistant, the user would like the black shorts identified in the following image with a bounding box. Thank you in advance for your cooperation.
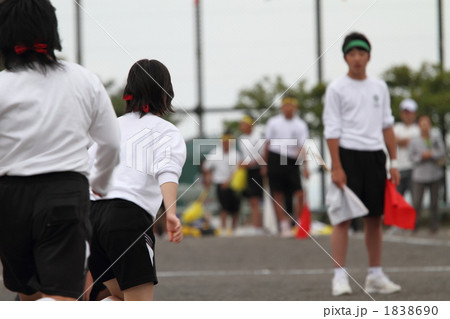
[0,172,90,298]
[243,167,263,198]
[267,151,302,194]
[216,185,241,214]
[88,199,157,291]
[339,147,387,217]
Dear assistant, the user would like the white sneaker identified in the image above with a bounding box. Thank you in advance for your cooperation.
[364,273,401,294]
[332,276,352,296]
[280,228,293,238]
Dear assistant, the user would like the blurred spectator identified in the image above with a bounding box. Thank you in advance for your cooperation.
[394,99,420,198]
[238,115,264,234]
[203,134,241,234]
[263,94,309,238]
[409,115,446,234]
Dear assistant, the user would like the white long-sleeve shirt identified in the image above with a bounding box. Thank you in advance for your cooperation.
[323,75,394,151]
[91,112,187,218]
[0,61,120,194]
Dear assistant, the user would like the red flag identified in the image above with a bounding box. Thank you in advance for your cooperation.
[384,180,416,229]
[296,203,311,239]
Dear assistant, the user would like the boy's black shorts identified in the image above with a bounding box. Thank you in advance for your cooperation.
[0,172,90,299]
[243,167,263,198]
[89,199,158,291]
[339,147,387,217]
[216,185,241,214]
[267,151,302,194]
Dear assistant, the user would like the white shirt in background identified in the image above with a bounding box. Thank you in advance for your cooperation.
[239,129,263,168]
[265,114,309,159]
[204,148,240,185]
[393,122,420,171]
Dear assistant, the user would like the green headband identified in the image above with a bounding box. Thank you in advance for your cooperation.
[343,39,371,54]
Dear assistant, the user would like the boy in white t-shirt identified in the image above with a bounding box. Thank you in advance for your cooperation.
[263,96,310,237]
[323,32,401,297]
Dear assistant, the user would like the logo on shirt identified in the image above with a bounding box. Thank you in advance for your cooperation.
[373,94,380,107]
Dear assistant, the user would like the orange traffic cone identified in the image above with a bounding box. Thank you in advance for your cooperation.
[296,203,311,239]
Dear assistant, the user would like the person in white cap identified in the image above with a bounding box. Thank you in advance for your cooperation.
[393,99,420,198]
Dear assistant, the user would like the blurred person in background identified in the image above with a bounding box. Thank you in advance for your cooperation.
[394,99,420,198]
[263,94,309,238]
[203,133,241,234]
[238,115,264,235]
[409,115,446,234]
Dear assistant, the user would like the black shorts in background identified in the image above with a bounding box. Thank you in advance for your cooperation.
[216,185,241,214]
[339,147,387,217]
[243,167,263,198]
[267,151,302,194]
[89,199,157,291]
[0,172,90,298]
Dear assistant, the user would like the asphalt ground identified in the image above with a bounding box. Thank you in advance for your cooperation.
[1,228,449,301]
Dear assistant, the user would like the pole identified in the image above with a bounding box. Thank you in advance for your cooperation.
[316,0,323,83]
[194,0,205,137]
[75,0,83,65]
[316,0,326,209]
[438,0,444,71]
[437,0,447,203]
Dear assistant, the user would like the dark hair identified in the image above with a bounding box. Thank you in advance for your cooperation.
[342,32,371,55]
[0,0,62,71]
[123,59,175,117]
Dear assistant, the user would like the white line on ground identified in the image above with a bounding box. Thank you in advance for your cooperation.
[158,266,450,278]
[354,233,450,247]
[384,236,450,247]
[1,266,449,283]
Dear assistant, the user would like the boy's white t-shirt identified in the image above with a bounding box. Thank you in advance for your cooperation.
[323,75,394,151]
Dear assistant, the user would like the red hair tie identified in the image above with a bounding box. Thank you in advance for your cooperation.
[14,43,48,55]
[33,43,48,54]
[142,105,150,113]
[123,94,133,101]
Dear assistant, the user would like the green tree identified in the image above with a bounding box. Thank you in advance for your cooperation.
[105,81,127,117]
[382,62,450,137]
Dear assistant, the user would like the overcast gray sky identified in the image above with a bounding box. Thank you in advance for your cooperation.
[53,0,448,138]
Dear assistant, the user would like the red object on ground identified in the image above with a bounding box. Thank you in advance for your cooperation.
[296,203,311,239]
[384,180,416,230]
